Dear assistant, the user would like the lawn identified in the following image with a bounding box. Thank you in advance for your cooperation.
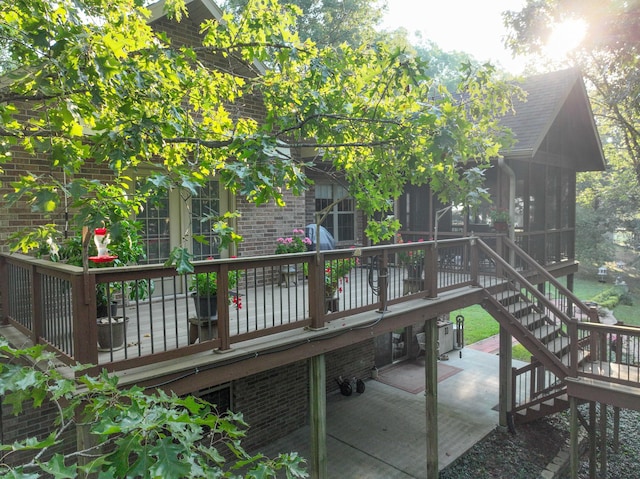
[450,276,639,360]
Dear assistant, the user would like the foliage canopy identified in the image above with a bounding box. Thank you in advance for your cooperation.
[1,0,517,270]
[0,340,306,477]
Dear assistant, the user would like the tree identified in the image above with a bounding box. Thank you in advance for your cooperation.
[1,0,517,271]
[222,0,383,48]
[0,340,307,477]
[503,0,640,181]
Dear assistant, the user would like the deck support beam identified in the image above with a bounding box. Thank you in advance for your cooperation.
[309,354,327,479]
[599,403,607,478]
[570,396,579,479]
[425,317,439,478]
[498,325,512,428]
[589,402,597,479]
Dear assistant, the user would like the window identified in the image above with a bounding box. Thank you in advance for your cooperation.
[315,184,355,242]
[138,179,225,264]
[191,180,221,260]
[139,194,172,263]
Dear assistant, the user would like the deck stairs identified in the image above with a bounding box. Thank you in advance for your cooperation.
[488,287,586,423]
[477,240,592,424]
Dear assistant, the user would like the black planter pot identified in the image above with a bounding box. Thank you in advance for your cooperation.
[192,294,218,319]
[406,264,423,279]
[96,300,118,318]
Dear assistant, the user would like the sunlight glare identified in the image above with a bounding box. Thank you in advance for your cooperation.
[543,19,587,62]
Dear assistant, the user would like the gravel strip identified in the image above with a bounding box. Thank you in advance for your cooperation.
[439,408,640,479]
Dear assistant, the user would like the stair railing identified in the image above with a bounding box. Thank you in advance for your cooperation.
[511,358,565,418]
[476,239,584,376]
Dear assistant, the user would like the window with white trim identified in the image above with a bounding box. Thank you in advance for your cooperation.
[315,183,355,242]
[138,180,225,264]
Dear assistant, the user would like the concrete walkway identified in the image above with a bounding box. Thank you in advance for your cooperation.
[260,344,526,477]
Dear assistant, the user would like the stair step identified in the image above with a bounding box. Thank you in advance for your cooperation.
[545,336,571,355]
[518,311,546,329]
[531,323,561,342]
[494,290,520,304]
[505,301,534,317]
[561,348,587,367]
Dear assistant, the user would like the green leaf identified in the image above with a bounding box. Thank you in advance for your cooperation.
[37,454,76,478]
[148,437,191,479]
[165,246,193,274]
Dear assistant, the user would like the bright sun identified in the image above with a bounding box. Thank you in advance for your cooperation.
[543,19,588,62]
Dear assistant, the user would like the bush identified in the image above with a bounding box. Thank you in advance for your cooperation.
[589,286,630,310]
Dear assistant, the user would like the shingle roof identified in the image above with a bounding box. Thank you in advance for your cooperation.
[501,68,605,171]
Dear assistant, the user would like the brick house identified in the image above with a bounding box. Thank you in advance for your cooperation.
[5,1,636,478]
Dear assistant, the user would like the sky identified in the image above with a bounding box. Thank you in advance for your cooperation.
[381,0,528,74]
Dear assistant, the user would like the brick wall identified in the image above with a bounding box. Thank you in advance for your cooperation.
[0,356,77,469]
[236,190,307,257]
[325,338,375,393]
[234,339,375,450]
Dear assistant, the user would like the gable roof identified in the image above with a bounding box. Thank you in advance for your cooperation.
[502,68,606,172]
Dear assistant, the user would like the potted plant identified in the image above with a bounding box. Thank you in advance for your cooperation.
[324,256,358,311]
[489,208,511,232]
[46,219,148,350]
[275,228,311,286]
[396,235,426,279]
[190,264,239,320]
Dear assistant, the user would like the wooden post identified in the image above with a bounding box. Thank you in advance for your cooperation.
[599,403,607,477]
[309,354,327,479]
[72,272,98,367]
[498,325,512,429]
[570,396,579,479]
[589,402,597,479]
[377,251,389,313]
[469,237,479,285]
[425,243,438,299]
[308,253,326,330]
[31,263,43,345]
[424,317,438,477]
[217,263,230,351]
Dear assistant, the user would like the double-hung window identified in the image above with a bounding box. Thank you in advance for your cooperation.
[315,184,355,243]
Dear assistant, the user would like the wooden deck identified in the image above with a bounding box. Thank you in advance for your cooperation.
[96,266,478,366]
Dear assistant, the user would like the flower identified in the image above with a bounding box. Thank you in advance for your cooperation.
[396,234,425,266]
[324,257,358,297]
[275,228,312,254]
[489,208,511,224]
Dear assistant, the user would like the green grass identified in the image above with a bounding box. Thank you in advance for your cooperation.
[450,304,499,345]
[512,344,531,362]
[450,276,640,357]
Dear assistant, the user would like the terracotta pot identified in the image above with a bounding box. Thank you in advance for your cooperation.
[493,221,508,233]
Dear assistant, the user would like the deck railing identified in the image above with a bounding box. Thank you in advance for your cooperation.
[0,238,475,373]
